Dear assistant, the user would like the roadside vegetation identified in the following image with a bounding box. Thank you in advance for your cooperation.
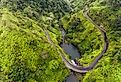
[0,0,121,82]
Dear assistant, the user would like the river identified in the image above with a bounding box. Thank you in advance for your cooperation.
[60,43,81,60]
[60,27,81,82]
[63,72,79,82]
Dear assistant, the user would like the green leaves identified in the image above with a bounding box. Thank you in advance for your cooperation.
[49,60,59,70]
[0,8,69,82]
[1,0,121,82]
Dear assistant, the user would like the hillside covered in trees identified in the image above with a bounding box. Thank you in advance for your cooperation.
[0,0,121,82]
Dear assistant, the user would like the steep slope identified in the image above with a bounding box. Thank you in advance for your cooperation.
[1,0,121,82]
[61,0,121,82]
[0,0,72,81]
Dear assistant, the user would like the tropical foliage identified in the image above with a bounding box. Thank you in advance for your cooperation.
[0,0,121,82]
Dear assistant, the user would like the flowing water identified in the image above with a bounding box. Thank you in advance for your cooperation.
[63,72,79,82]
[60,27,81,82]
[60,43,80,60]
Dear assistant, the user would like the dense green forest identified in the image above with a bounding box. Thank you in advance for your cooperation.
[0,0,121,82]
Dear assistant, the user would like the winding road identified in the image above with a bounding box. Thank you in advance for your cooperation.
[44,7,109,73]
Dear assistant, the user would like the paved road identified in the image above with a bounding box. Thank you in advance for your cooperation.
[44,7,109,73]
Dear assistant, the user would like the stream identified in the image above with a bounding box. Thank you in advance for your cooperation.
[44,8,109,81]
[60,43,81,60]
[60,28,80,82]
[63,72,79,82]
[59,8,109,81]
